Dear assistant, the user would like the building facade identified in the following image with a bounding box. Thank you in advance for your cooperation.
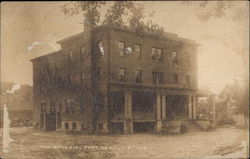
[31,22,199,134]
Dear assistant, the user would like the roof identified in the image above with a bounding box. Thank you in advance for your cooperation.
[57,32,84,44]
[56,25,200,46]
[30,51,60,62]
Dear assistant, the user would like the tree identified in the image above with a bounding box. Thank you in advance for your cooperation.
[61,1,106,26]
[61,1,164,36]
[234,80,249,128]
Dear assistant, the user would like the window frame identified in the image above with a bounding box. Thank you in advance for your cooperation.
[72,122,77,130]
[134,44,141,58]
[152,47,163,61]
[152,71,164,85]
[135,69,142,83]
[68,50,73,61]
[173,73,178,84]
[118,41,125,56]
[119,68,126,82]
[98,41,104,57]
[80,46,85,61]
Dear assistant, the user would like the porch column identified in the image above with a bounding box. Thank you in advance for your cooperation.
[211,95,216,129]
[161,94,166,120]
[103,94,109,133]
[188,95,193,119]
[124,91,133,134]
[156,93,162,133]
[192,96,197,119]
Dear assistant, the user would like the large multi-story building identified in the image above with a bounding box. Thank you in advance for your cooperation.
[31,21,199,134]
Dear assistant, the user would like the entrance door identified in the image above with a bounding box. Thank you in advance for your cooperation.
[45,112,56,131]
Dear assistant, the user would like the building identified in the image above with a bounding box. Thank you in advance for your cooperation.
[31,21,199,134]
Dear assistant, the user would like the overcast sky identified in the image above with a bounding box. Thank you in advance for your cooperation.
[1,1,249,94]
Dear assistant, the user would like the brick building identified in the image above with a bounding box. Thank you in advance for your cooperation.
[31,21,199,134]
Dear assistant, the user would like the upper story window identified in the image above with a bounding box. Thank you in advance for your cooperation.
[152,72,164,85]
[125,47,132,54]
[172,51,178,65]
[97,68,103,80]
[65,99,70,114]
[65,98,75,114]
[49,102,56,113]
[134,44,141,58]
[58,102,62,112]
[135,70,142,83]
[118,41,125,56]
[79,72,84,86]
[80,46,85,61]
[173,73,178,84]
[119,68,126,82]
[152,48,163,61]
[67,74,71,83]
[80,97,84,114]
[98,41,104,57]
[40,103,45,113]
[68,50,73,61]
[54,62,58,72]
[185,75,190,86]
[185,53,190,66]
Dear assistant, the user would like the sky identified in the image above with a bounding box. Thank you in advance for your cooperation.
[1,1,249,94]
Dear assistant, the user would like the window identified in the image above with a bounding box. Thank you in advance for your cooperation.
[65,123,69,129]
[49,102,55,113]
[80,46,85,61]
[152,72,164,85]
[68,50,73,61]
[97,68,103,80]
[186,75,190,86]
[185,53,190,66]
[80,98,84,114]
[81,123,85,130]
[99,123,104,130]
[118,41,125,56]
[72,122,77,129]
[65,99,71,114]
[119,68,126,82]
[54,62,58,72]
[172,51,178,65]
[98,41,104,57]
[125,47,132,54]
[152,48,163,61]
[40,103,45,113]
[59,102,62,112]
[135,44,141,57]
[67,74,71,83]
[151,48,157,60]
[71,103,75,114]
[135,70,142,83]
[80,72,84,85]
[173,73,178,83]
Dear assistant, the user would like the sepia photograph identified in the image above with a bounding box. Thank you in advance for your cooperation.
[0,1,249,159]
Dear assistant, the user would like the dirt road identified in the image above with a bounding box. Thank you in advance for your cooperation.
[0,127,248,159]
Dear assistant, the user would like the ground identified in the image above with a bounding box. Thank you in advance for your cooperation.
[0,127,249,159]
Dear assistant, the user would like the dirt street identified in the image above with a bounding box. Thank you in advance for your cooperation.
[0,127,249,159]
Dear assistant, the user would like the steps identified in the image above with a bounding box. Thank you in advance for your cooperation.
[185,121,203,132]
